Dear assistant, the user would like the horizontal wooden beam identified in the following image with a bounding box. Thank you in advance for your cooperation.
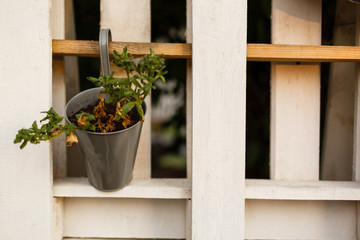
[52,39,192,58]
[247,43,360,62]
[53,40,360,62]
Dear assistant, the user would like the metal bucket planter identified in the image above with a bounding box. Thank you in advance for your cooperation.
[65,87,145,191]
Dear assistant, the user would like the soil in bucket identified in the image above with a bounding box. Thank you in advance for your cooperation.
[68,97,141,133]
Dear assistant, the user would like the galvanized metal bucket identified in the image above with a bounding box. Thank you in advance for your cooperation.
[65,87,145,191]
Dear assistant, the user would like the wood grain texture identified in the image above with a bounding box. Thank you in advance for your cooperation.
[186,1,192,239]
[62,198,357,240]
[247,44,360,62]
[53,178,191,199]
[51,0,67,179]
[53,40,192,58]
[186,0,193,180]
[270,0,321,181]
[191,0,246,239]
[63,198,186,239]
[246,179,360,200]
[353,6,360,183]
[354,7,360,240]
[50,2,66,240]
[322,1,356,181]
[53,40,360,62]
[54,178,360,201]
[246,200,357,240]
[0,0,53,239]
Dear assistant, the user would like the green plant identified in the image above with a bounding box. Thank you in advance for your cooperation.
[88,47,167,121]
[14,47,166,149]
[14,108,80,149]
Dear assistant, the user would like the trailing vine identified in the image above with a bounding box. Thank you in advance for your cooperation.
[14,47,166,148]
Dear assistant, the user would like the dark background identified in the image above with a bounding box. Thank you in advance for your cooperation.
[72,0,337,179]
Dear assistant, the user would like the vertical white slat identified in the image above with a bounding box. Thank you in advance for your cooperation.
[354,5,360,240]
[64,0,82,177]
[192,0,247,238]
[353,5,360,183]
[53,198,64,240]
[186,0,193,181]
[271,0,321,180]
[186,0,192,239]
[101,0,151,179]
[64,0,80,103]
[0,0,52,239]
[50,1,66,239]
[50,0,67,179]
[322,0,356,181]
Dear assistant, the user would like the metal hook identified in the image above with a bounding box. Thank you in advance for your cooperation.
[99,29,112,76]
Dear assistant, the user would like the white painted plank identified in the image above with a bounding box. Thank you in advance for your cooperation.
[52,58,67,178]
[64,0,80,103]
[322,0,356,181]
[246,179,360,200]
[50,0,67,179]
[355,8,360,181]
[55,178,360,201]
[53,198,64,240]
[245,200,357,240]
[63,198,186,239]
[0,0,52,239]
[50,3,66,239]
[54,178,191,199]
[271,0,321,180]
[354,6,360,240]
[63,0,82,178]
[186,1,192,238]
[100,0,151,179]
[63,198,357,240]
[192,0,247,239]
[186,0,193,181]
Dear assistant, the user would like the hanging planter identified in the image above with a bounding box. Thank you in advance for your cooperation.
[65,87,146,190]
[14,29,167,191]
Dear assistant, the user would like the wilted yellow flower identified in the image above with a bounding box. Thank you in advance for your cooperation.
[66,131,78,147]
[122,114,131,128]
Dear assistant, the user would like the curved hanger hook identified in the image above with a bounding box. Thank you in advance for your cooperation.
[99,29,112,76]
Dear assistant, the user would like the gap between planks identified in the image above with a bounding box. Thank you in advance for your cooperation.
[53,178,360,201]
[53,40,360,62]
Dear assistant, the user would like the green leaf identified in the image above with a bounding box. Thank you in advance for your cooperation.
[20,140,28,149]
[121,102,136,116]
[135,102,144,120]
[87,114,96,121]
[124,91,134,97]
[108,77,129,85]
[130,77,142,88]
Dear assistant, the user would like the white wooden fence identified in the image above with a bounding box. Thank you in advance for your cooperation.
[2,0,360,239]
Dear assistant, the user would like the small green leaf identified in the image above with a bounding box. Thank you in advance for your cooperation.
[20,140,28,149]
[32,121,38,130]
[121,102,136,116]
[135,103,144,120]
